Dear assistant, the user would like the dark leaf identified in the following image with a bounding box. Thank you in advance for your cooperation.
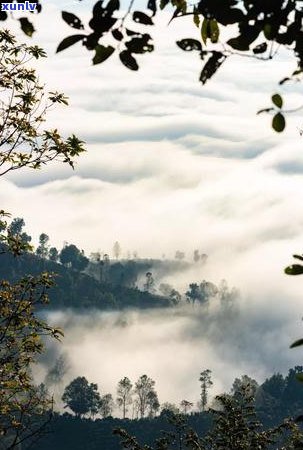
[90,0,118,30]
[285,264,303,275]
[201,18,208,45]
[290,339,303,349]
[126,29,138,36]
[92,0,105,17]
[257,107,274,115]
[83,32,99,50]
[89,16,117,32]
[93,44,115,65]
[193,11,200,28]
[133,11,153,25]
[148,0,157,16]
[168,7,182,24]
[216,8,244,25]
[0,11,8,21]
[227,36,250,51]
[160,0,170,9]
[272,112,285,132]
[279,77,290,85]
[126,36,153,54]
[119,50,139,70]
[228,26,261,51]
[112,29,123,41]
[19,18,35,37]
[176,39,202,52]
[276,29,296,46]
[272,93,283,108]
[62,11,84,30]
[263,22,280,40]
[253,42,267,54]
[200,52,226,85]
[106,0,120,15]
[210,19,220,44]
[56,35,86,53]
[293,254,303,261]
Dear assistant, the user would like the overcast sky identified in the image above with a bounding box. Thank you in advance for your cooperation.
[4,0,303,406]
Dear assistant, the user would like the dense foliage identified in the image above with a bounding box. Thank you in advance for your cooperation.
[30,366,303,450]
[0,30,85,176]
[0,249,173,310]
[0,267,62,449]
[62,377,101,418]
[0,234,240,311]
[0,30,84,449]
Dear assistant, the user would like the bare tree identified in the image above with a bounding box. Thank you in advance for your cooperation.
[99,393,114,418]
[134,375,157,418]
[199,369,213,411]
[180,400,193,414]
[116,377,133,419]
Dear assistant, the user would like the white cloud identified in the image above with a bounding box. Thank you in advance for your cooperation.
[39,301,303,411]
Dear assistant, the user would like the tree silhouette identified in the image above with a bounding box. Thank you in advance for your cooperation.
[116,377,133,419]
[60,244,89,271]
[49,247,59,263]
[199,369,213,411]
[99,393,114,418]
[62,377,101,418]
[134,375,157,418]
[44,354,70,392]
[143,272,155,293]
[36,233,50,259]
[180,399,193,414]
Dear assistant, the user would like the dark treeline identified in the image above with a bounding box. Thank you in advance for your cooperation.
[0,250,170,310]
[0,217,238,311]
[31,413,212,450]
[31,366,303,450]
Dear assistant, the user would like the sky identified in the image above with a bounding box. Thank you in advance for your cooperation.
[3,0,303,410]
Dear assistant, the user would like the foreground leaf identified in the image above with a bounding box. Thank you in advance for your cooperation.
[285,264,303,275]
[62,11,84,29]
[176,39,202,52]
[56,35,85,53]
[19,18,35,37]
[200,52,226,85]
[291,340,303,349]
[272,93,283,108]
[210,19,220,43]
[119,50,139,70]
[133,11,153,25]
[272,112,285,132]
[92,45,115,65]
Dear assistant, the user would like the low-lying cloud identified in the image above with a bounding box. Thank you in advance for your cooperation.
[38,297,303,413]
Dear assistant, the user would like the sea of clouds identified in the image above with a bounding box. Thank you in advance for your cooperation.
[2,0,303,412]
